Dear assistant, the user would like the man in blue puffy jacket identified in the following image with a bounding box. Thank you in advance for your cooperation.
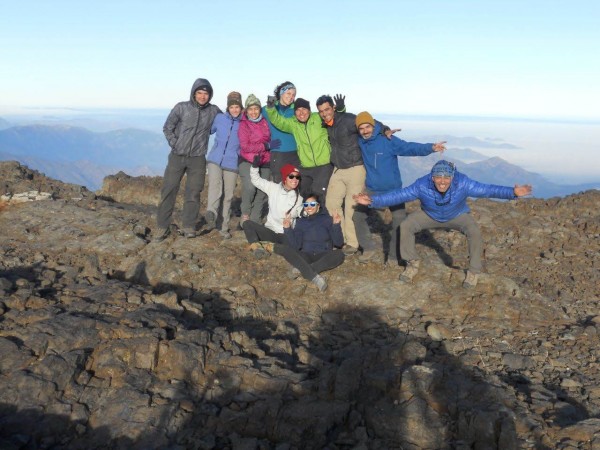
[354,160,532,288]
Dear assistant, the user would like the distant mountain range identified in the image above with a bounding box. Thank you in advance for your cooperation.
[0,124,168,189]
[0,121,597,197]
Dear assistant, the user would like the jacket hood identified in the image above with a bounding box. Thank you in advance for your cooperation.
[190,78,214,106]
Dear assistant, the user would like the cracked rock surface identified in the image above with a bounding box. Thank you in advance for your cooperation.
[0,161,599,449]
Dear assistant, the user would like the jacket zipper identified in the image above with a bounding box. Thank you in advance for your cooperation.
[303,122,318,166]
[220,118,234,165]
[188,107,202,156]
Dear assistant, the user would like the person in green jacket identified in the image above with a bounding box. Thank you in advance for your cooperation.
[265,97,333,197]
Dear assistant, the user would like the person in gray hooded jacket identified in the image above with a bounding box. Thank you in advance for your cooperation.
[155,78,221,240]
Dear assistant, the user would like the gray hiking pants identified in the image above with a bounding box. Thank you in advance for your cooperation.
[206,163,238,232]
[156,153,206,231]
[239,160,270,223]
[400,210,483,273]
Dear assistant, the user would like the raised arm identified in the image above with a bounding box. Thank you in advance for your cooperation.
[265,106,295,133]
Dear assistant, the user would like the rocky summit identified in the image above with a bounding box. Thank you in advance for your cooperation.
[0,160,599,450]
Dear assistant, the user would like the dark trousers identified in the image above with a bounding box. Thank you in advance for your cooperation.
[352,198,407,261]
[299,164,334,198]
[242,220,287,244]
[156,153,206,230]
[274,244,345,280]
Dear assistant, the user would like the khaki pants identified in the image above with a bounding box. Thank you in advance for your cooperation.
[325,165,366,249]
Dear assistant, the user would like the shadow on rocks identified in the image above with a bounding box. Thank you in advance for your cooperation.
[0,261,584,449]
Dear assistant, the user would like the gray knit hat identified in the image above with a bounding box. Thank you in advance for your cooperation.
[245,94,261,109]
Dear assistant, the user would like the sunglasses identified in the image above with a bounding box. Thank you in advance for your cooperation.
[287,174,301,180]
[303,201,319,207]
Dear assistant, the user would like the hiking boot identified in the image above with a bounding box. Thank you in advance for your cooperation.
[399,260,420,283]
[204,210,216,230]
[358,249,377,263]
[153,227,170,242]
[260,241,274,253]
[182,228,196,239]
[463,271,479,289]
[249,242,268,259]
[287,267,301,280]
[311,274,328,292]
[342,245,359,256]
[219,230,232,239]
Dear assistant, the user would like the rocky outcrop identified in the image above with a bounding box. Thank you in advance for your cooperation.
[0,163,599,449]
[96,171,163,206]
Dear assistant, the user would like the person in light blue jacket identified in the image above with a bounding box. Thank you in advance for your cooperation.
[204,91,243,238]
[354,160,532,288]
[262,81,300,183]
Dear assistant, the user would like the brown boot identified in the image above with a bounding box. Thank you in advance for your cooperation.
[399,260,420,283]
[260,241,274,253]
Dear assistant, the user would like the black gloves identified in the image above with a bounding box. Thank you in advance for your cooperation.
[266,95,276,108]
[334,94,345,112]
[252,154,261,168]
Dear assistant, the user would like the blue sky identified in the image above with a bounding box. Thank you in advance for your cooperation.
[1,0,599,120]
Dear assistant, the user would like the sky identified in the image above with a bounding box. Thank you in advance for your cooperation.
[2,0,600,120]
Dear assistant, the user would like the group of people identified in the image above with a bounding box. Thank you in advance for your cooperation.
[154,77,532,292]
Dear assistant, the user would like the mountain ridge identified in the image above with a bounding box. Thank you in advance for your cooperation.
[0,123,597,196]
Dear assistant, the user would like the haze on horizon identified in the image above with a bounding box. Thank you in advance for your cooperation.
[1,0,599,187]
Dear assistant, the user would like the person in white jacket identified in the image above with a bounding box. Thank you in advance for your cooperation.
[242,155,304,258]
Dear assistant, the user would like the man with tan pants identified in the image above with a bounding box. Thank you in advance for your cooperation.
[316,95,392,261]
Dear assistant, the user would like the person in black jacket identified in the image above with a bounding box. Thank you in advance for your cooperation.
[316,94,396,262]
[155,78,221,240]
[274,193,345,292]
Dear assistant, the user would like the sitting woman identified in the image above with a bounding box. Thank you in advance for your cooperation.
[242,156,304,258]
[275,194,345,292]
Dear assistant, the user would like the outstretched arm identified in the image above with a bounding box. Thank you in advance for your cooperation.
[265,105,294,133]
[432,141,446,152]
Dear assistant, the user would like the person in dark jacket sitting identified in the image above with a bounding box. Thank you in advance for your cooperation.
[354,160,532,288]
[275,193,345,292]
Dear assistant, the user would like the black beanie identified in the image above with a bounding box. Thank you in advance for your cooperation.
[294,98,310,111]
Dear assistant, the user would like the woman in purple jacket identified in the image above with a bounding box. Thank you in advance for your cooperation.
[204,91,243,238]
[238,94,280,225]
